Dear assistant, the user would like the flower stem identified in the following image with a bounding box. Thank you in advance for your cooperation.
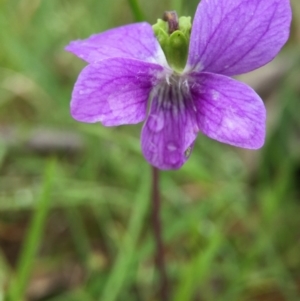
[151,166,169,301]
[127,0,145,22]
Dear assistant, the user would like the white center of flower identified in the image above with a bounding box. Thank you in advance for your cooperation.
[156,73,192,112]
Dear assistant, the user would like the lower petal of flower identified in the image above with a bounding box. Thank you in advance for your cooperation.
[141,76,198,170]
[70,57,165,126]
[190,72,266,149]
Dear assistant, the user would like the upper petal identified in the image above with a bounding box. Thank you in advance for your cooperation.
[191,72,266,148]
[71,57,165,126]
[65,22,167,66]
[141,77,198,170]
[187,0,292,76]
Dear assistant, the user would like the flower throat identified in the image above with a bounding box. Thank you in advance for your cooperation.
[152,11,191,73]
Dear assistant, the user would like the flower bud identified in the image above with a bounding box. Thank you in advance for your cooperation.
[153,13,191,73]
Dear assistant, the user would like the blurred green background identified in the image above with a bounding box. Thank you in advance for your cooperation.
[0,0,300,300]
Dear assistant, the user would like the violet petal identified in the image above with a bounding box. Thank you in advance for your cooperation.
[191,72,266,148]
[141,79,198,170]
[65,22,167,65]
[71,57,165,126]
[187,0,291,76]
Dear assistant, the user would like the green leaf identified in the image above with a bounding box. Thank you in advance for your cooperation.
[7,159,56,301]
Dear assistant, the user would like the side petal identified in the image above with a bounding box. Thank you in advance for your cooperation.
[191,72,266,149]
[141,81,198,170]
[65,22,167,66]
[187,0,291,76]
[71,57,165,126]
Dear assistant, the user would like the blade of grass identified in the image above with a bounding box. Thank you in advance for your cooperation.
[7,159,56,301]
[65,207,92,268]
[45,288,95,301]
[173,229,223,301]
[171,0,182,13]
[99,166,150,301]
[127,0,145,21]
[0,250,10,301]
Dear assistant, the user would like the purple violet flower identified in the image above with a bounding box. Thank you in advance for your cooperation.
[66,0,291,170]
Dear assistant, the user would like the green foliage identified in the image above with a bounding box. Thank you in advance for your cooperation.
[0,0,300,301]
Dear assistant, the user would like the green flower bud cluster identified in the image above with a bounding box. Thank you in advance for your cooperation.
[153,14,191,73]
